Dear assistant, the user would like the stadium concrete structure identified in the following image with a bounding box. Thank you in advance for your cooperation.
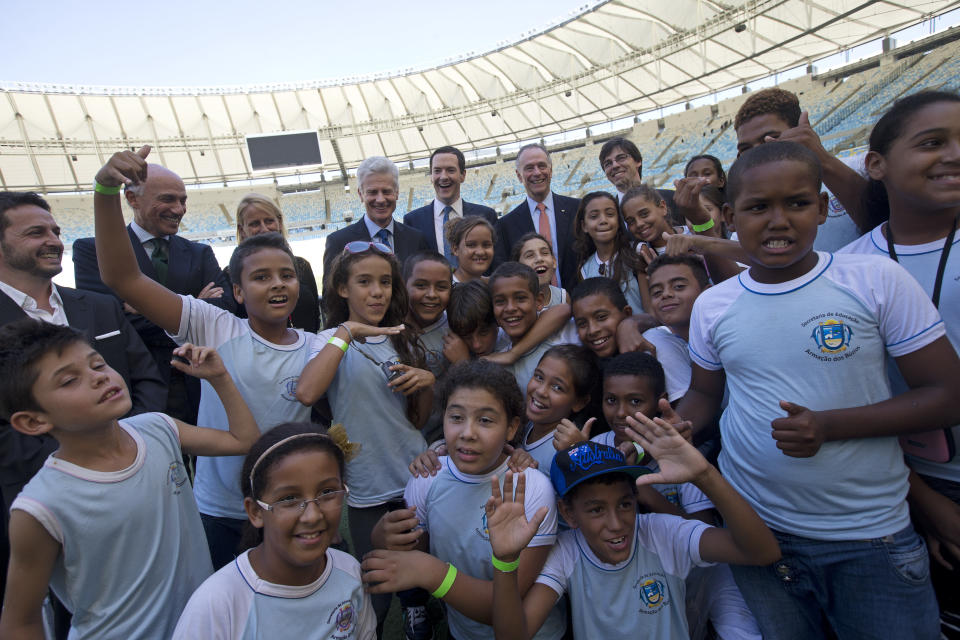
[2,0,959,252]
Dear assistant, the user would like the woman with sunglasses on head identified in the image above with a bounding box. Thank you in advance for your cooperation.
[223,194,321,332]
[296,240,433,634]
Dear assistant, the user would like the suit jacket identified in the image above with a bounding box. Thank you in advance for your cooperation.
[493,193,580,288]
[403,200,498,253]
[0,286,167,514]
[322,217,430,286]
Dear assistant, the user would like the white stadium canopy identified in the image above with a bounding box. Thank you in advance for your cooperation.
[1,0,955,192]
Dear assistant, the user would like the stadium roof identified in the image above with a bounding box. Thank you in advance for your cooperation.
[1,0,954,192]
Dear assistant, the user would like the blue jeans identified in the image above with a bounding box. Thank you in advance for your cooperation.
[729,524,938,640]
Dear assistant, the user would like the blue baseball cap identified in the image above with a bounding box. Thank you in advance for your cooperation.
[550,441,649,497]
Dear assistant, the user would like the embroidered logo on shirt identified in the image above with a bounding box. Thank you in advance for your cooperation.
[327,600,355,638]
[167,461,188,495]
[635,573,669,613]
[802,314,860,362]
[279,376,299,402]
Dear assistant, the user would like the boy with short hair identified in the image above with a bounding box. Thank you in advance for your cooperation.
[488,262,566,389]
[569,277,631,360]
[487,420,780,639]
[680,141,960,639]
[0,320,260,639]
[643,255,710,403]
[444,280,500,362]
[733,87,866,250]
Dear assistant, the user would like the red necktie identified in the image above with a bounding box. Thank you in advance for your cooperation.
[537,202,559,287]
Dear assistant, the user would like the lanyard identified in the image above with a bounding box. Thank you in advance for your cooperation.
[885,216,958,309]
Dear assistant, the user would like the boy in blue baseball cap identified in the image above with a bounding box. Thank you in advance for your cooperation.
[484,413,780,639]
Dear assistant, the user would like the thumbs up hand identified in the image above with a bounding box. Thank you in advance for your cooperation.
[768,111,828,159]
[770,400,825,458]
[553,417,595,452]
[96,145,151,189]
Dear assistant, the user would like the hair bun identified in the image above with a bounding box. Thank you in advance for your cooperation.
[328,423,361,462]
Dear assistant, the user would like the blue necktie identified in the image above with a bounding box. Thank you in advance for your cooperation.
[441,205,457,267]
[374,227,392,251]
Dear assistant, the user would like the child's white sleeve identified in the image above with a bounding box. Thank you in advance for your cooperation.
[355,591,377,640]
[535,534,575,598]
[403,471,436,531]
[643,328,692,401]
[521,468,559,547]
[311,328,337,359]
[636,513,713,579]
[166,294,242,349]
[171,571,245,640]
[873,260,946,357]
[687,294,724,371]
[679,482,715,516]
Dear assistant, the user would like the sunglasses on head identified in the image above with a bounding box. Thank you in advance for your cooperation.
[343,241,393,256]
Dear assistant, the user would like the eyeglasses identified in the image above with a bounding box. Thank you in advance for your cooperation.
[256,487,350,513]
[343,241,392,255]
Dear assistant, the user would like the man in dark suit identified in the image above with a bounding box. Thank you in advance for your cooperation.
[323,156,429,280]
[493,143,580,288]
[72,163,233,424]
[403,146,497,266]
[0,192,166,621]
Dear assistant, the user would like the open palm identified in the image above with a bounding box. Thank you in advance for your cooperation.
[485,472,547,562]
[623,413,709,486]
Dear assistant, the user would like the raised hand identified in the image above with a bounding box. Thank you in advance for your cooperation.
[672,176,710,225]
[171,343,226,380]
[553,417,595,452]
[769,111,829,159]
[96,145,150,188]
[770,400,825,457]
[623,412,709,486]
[342,321,405,342]
[484,472,548,563]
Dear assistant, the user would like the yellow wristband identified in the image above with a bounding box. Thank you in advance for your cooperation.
[691,218,715,233]
[431,563,457,599]
[491,554,520,572]
[93,180,122,195]
[327,336,348,353]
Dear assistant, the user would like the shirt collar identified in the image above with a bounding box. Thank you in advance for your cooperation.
[363,214,395,239]
[129,220,170,244]
[526,192,555,216]
[433,198,463,218]
[0,280,63,314]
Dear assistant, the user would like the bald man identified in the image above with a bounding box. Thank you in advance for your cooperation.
[73,163,235,423]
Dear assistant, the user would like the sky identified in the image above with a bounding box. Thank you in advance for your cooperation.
[2,0,592,87]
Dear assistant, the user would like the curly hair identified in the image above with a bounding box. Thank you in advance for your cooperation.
[734,87,801,132]
[437,359,525,425]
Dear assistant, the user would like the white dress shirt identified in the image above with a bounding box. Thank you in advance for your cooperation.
[433,198,463,252]
[0,280,68,326]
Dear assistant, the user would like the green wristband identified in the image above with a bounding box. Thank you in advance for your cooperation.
[327,336,348,353]
[691,218,715,233]
[431,563,458,599]
[491,554,520,573]
[93,180,122,196]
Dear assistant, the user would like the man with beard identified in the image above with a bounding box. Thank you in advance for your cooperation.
[403,146,497,267]
[72,163,233,423]
[0,191,165,630]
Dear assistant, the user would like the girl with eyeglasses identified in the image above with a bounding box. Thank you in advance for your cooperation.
[297,241,434,633]
[173,423,375,639]
[573,191,649,313]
